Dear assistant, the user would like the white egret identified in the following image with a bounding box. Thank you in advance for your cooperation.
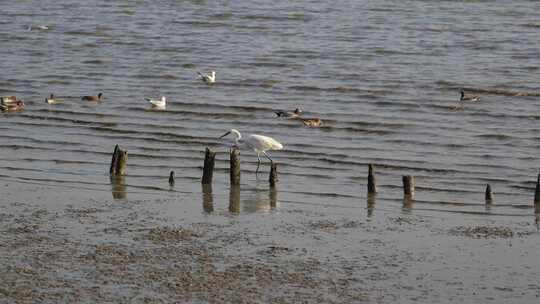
[197,71,216,84]
[219,129,283,174]
[274,108,302,118]
[145,96,166,108]
[460,90,480,102]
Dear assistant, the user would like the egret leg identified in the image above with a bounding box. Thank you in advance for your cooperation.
[255,153,261,175]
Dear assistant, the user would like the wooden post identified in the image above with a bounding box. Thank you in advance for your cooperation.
[367,164,377,194]
[485,184,493,204]
[402,175,415,199]
[201,147,216,185]
[230,148,241,186]
[109,144,127,176]
[269,162,278,187]
[169,171,175,187]
[535,174,540,205]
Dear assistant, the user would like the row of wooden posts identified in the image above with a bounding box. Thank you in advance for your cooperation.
[109,145,540,206]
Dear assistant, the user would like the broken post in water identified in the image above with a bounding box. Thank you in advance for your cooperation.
[201,147,216,185]
[535,174,540,205]
[230,148,240,186]
[367,164,377,194]
[269,162,278,187]
[485,184,493,204]
[109,144,128,176]
[402,175,415,200]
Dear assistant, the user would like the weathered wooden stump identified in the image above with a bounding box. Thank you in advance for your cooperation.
[269,162,278,187]
[230,148,241,186]
[367,164,377,194]
[534,174,540,205]
[402,175,415,199]
[109,144,128,176]
[485,184,493,204]
[201,147,216,185]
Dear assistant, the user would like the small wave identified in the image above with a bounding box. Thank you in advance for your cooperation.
[474,133,513,140]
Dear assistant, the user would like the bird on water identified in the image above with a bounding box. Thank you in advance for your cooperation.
[81,93,103,101]
[460,90,480,102]
[275,108,302,118]
[219,129,283,174]
[45,94,58,104]
[198,71,216,84]
[145,96,166,109]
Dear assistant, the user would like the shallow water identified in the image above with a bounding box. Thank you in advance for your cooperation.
[1,0,540,219]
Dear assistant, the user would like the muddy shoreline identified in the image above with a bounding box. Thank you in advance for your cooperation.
[1,182,540,303]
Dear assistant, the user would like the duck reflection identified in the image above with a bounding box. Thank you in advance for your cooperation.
[110,176,127,199]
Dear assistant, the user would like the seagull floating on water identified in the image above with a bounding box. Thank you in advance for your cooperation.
[198,71,216,84]
[219,128,283,174]
[275,108,302,118]
[145,96,166,108]
[81,93,103,101]
[460,90,480,102]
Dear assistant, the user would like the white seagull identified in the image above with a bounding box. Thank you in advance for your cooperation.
[145,96,166,108]
[198,71,216,84]
[220,128,283,174]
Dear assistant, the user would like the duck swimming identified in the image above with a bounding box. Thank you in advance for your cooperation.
[45,94,58,104]
[302,118,323,127]
[275,108,302,118]
[460,90,480,102]
[145,96,166,109]
[81,93,103,101]
[197,71,216,84]
[1,100,25,112]
[1,96,17,104]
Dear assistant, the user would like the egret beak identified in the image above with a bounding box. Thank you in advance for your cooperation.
[219,131,231,139]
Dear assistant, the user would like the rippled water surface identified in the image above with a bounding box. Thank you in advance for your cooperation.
[1,0,540,218]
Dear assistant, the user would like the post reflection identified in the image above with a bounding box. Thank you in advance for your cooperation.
[269,186,278,209]
[367,193,376,218]
[229,185,241,214]
[201,184,214,213]
[402,195,414,212]
[535,203,540,231]
[110,175,127,200]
